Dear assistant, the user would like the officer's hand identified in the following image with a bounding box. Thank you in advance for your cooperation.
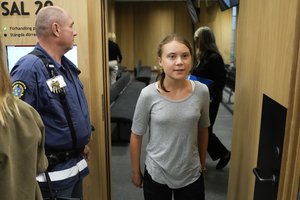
[83,145,92,161]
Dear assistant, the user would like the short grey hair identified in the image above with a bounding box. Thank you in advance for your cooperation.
[35,6,66,38]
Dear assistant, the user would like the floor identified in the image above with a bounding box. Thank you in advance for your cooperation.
[111,91,234,200]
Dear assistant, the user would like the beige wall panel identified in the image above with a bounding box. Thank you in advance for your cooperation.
[66,3,90,90]
[115,2,193,70]
[86,1,112,199]
[230,4,265,198]
[279,48,300,199]
[199,2,232,64]
[216,10,232,64]
[174,4,194,46]
[107,0,116,34]
[279,2,300,198]
[228,0,298,199]
[116,3,134,70]
[133,3,174,68]
[1,2,41,45]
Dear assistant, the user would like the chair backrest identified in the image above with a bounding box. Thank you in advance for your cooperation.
[110,72,131,104]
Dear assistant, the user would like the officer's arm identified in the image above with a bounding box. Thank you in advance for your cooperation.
[10,58,39,107]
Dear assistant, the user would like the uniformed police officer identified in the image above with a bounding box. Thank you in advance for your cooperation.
[10,6,92,199]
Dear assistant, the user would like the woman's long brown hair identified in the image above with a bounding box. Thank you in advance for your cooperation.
[0,41,18,126]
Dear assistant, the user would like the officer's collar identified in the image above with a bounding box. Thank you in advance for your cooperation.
[35,44,67,70]
[35,43,80,74]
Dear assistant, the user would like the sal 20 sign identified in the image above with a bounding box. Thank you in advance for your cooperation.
[1,1,54,16]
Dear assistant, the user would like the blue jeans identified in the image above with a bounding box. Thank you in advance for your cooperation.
[42,179,83,200]
[143,168,205,200]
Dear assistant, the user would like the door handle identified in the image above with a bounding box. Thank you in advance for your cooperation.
[253,168,276,184]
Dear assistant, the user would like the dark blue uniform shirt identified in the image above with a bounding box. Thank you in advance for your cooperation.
[10,43,91,190]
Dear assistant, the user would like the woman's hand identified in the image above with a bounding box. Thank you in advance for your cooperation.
[132,171,143,188]
[130,133,143,188]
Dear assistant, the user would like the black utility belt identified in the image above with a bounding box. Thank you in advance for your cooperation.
[46,148,83,170]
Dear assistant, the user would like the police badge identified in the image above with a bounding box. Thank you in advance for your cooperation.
[46,75,66,93]
[51,79,62,93]
[12,81,27,98]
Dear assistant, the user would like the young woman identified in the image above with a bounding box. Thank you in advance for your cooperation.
[0,43,48,200]
[130,34,210,200]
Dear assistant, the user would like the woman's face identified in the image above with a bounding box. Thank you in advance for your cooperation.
[159,40,192,80]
